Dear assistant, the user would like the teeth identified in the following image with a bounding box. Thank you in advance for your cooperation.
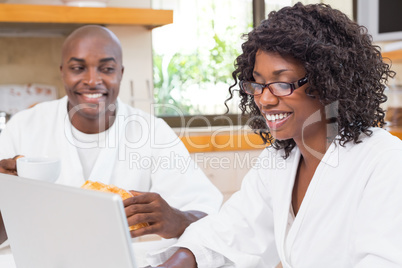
[83,93,103,99]
[265,113,290,122]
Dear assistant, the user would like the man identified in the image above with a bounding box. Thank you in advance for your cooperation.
[0,25,222,249]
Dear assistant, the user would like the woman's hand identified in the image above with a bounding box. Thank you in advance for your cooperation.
[157,248,197,268]
[123,191,207,239]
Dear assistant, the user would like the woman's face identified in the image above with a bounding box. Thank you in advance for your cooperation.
[252,50,326,144]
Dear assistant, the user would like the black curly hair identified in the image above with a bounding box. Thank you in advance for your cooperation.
[227,2,395,158]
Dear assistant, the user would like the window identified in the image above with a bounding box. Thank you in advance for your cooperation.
[152,0,253,127]
[151,0,352,128]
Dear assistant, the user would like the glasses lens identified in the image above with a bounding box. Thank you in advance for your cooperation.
[241,82,263,95]
[270,83,292,96]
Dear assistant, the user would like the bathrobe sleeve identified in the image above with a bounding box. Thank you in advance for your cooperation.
[0,113,22,159]
[353,148,402,267]
[147,118,223,215]
[148,166,280,268]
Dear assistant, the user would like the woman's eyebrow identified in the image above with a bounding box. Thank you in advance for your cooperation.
[252,70,262,78]
[252,69,290,78]
[272,69,290,75]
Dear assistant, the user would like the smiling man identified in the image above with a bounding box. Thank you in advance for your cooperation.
[61,26,123,133]
[0,25,222,250]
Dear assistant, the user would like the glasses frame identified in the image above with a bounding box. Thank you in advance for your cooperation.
[240,76,308,97]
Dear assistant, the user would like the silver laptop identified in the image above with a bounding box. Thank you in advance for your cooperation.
[0,173,138,268]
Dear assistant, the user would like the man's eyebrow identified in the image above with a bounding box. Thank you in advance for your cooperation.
[99,57,117,63]
[67,57,117,63]
[68,57,85,63]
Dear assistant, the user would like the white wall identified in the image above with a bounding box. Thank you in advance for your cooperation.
[322,0,353,18]
[191,149,264,202]
[108,26,154,114]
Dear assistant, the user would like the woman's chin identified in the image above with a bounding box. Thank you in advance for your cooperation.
[268,129,292,141]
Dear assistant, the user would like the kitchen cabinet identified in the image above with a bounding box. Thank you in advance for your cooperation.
[382,49,402,139]
[382,49,402,63]
[0,3,173,29]
[390,128,402,139]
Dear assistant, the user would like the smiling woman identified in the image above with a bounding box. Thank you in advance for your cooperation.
[149,3,402,267]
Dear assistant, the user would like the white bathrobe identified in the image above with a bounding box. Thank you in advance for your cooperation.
[0,97,223,248]
[150,128,402,268]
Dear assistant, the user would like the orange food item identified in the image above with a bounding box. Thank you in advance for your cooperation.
[81,180,149,231]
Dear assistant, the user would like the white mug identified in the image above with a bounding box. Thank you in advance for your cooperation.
[17,157,61,183]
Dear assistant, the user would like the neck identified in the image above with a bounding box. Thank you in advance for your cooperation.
[293,128,336,170]
[68,104,116,134]
[72,116,115,134]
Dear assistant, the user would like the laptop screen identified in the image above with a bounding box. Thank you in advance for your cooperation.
[0,173,137,268]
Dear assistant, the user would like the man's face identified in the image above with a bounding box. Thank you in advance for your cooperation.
[60,35,124,123]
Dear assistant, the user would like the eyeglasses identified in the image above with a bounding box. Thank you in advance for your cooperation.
[240,76,308,97]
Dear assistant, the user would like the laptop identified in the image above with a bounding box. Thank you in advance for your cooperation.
[0,173,138,268]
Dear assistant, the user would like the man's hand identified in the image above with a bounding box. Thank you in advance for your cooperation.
[123,191,207,239]
[0,155,24,175]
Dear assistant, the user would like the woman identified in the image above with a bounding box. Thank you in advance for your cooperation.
[151,3,402,267]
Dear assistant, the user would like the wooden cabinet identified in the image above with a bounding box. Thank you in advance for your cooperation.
[0,3,173,29]
[382,49,402,63]
[389,128,402,140]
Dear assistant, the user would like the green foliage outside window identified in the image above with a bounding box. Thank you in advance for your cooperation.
[153,16,252,116]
